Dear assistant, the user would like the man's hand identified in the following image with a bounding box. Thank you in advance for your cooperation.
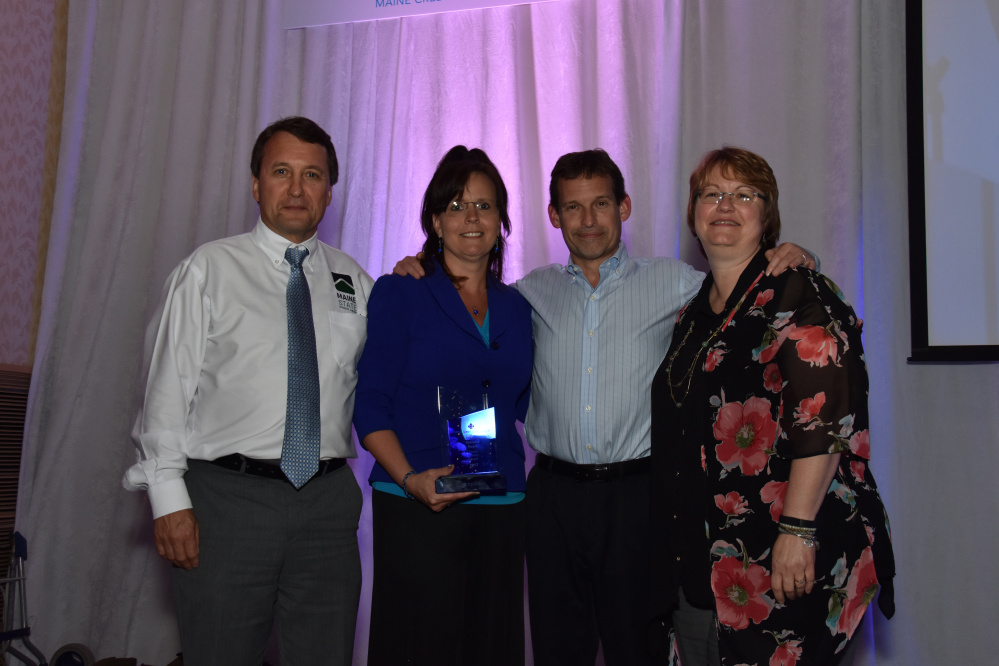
[764,243,817,276]
[154,508,200,569]
[392,253,426,278]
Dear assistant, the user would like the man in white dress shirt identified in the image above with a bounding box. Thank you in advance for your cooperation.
[124,116,373,665]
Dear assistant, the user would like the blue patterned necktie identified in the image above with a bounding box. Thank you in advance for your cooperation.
[281,246,320,488]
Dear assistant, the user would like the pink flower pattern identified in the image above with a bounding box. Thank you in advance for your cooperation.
[760,480,787,522]
[705,345,727,372]
[711,555,774,630]
[713,397,778,476]
[652,259,893,664]
[715,491,750,518]
[770,639,803,666]
[715,490,749,524]
[754,290,775,308]
[848,429,870,460]
[786,324,841,367]
[754,332,782,364]
[763,363,783,393]
[834,547,879,638]
[793,392,826,430]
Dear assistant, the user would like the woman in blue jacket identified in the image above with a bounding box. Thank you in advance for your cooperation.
[354,146,533,665]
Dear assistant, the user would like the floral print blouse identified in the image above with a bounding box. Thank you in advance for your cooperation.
[650,251,895,664]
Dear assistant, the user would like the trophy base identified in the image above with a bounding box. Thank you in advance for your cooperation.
[435,472,507,495]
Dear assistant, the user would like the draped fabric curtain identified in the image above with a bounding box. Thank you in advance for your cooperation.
[19,1,992,664]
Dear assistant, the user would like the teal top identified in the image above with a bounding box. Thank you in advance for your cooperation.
[372,481,525,505]
[474,308,489,345]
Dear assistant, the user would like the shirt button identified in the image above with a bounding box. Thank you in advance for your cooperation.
[587,444,592,451]
[587,367,592,374]
[482,379,490,388]
[585,405,591,412]
[675,556,681,562]
[588,330,594,336]
[589,295,595,301]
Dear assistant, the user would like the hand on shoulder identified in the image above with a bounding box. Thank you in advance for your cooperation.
[392,253,426,279]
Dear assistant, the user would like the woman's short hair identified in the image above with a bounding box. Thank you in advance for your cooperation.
[686,146,781,251]
[420,146,512,283]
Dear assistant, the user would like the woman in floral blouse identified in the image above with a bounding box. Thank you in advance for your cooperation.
[649,147,895,665]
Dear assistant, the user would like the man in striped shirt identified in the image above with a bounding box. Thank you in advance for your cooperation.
[520,149,812,665]
[394,148,812,664]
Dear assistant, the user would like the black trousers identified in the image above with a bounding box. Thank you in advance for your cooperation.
[525,465,656,665]
[367,490,527,666]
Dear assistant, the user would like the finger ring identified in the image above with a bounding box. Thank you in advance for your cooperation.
[800,253,807,262]
[794,579,806,585]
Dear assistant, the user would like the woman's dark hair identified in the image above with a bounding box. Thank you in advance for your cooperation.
[251,116,338,186]
[419,146,512,283]
[686,146,781,251]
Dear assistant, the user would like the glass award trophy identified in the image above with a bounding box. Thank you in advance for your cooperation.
[435,386,506,494]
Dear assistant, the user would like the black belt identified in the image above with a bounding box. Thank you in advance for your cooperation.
[209,453,346,484]
[534,452,650,482]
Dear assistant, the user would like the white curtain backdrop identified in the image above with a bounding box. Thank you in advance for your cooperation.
[15,0,999,664]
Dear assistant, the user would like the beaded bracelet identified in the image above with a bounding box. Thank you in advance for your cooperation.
[777,523,815,536]
[777,523,820,549]
[779,515,817,529]
[401,470,416,500]
[777,522,816,536]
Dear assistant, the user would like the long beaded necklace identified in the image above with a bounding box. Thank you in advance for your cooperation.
[666,270,765,408]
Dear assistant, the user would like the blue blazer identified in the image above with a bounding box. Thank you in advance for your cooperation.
[353,260,534,491]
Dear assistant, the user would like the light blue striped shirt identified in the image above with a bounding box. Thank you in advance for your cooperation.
[517,243,704,464]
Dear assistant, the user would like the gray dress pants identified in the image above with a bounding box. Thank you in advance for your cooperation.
[173,460,362,666]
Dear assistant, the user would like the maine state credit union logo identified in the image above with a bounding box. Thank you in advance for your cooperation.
[331,272,357,313]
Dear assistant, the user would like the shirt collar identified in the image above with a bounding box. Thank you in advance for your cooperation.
[693,249,769,316]
[564,242,628,278]
[251,218,320,269]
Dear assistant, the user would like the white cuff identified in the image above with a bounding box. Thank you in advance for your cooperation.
[146,477,193,519]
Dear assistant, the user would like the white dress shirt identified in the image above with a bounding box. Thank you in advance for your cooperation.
[124,219,374,518]
[516,243,704,464]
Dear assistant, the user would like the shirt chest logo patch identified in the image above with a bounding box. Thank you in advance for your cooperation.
[331,272,357,313]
